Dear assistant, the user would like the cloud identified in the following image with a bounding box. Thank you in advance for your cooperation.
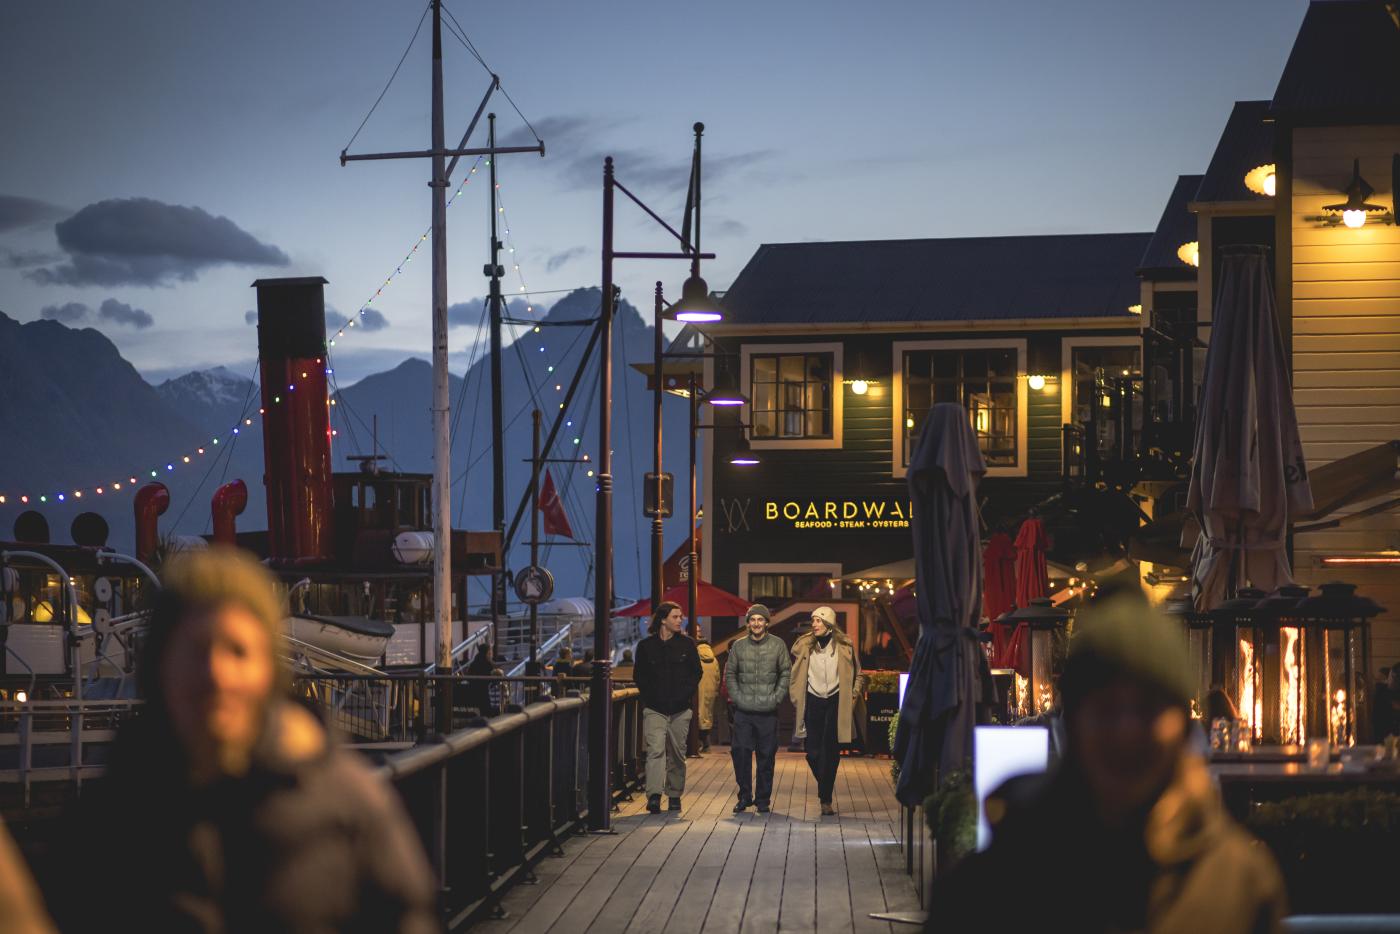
[244,309,258,325]
[502,115,772,193]
[709,218,748,238]
[40,301,91,323]
[245,304,387,333]
[98,297,154,329]
[545,246,587,272]
[25,197,290,287]
[0,195,66,233]
[0,247,61,268]
[447,297,547,328]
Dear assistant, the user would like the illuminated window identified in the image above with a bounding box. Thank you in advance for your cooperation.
[1069,346,1142,457]
[747,572,832,606]
[903,348,1018,467]
[750,352,833,440]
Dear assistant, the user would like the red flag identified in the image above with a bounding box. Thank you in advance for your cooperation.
[539,471,574,539]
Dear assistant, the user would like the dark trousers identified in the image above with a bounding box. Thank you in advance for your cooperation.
[804,691,841,803]
[730,709,778,806]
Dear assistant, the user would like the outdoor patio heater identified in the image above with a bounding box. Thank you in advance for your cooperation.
[1002,598,1071,718]
[1198,584,1379,746]
[1165,595,1214,720]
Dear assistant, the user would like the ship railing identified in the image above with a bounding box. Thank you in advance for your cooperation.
[504,623,573,678]
[418,624,493,677]
[0,697,143,805]
[374,684,645,927]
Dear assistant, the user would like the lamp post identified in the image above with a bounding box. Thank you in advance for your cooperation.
[590,123,717,832]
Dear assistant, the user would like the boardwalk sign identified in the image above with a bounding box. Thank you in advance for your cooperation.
[760,497,912,532]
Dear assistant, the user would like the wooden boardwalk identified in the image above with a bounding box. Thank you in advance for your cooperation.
[473,751,919,933]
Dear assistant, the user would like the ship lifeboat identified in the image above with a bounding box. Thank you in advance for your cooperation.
[283,614,394,665]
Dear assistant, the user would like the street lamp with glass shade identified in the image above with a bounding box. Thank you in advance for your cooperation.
[729,432,760,466]
[672,274,724,322]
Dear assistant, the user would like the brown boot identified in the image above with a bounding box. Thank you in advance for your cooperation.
[821,801,836,817]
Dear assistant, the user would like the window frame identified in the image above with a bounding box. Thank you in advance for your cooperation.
[1059,336,1144,430]
[738,562,842,603]
[739,342,844,450]
[891,338,1028,479]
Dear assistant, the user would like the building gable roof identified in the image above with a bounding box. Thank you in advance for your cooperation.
[1194,102,1275,205]
[1272,1,1400,123]
[1139,175,1205,280]
[718,233,1151,327]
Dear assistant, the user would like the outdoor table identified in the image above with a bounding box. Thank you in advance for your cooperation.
[1210,758,1400,818]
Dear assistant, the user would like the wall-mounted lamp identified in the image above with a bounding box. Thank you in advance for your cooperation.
[1127,304,1143,316]
[729,431,759,466]
[1244,163,1277,198]
[1177,241,1200,267]
[849,379,870,396]
[1323,158,1386,229]
[1027,374,1047,391]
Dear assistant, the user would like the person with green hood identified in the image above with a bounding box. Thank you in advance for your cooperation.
[927,594,1286,934]
[726,603,791,813]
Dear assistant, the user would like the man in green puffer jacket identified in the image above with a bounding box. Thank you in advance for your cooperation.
[725,604,791,813]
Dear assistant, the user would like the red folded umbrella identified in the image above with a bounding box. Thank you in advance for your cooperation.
[982,532,1017,621]
[1014,517,1048,608]
[614,579,753,618]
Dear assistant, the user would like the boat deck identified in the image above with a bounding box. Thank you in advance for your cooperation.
[473,750,920,933]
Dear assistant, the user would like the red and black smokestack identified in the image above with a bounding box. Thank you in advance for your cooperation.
[211,479,248,546]
[253,276,334,567]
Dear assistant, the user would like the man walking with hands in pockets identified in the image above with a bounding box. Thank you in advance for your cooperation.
[726,604,791,813]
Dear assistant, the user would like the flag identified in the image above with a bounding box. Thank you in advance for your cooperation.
[539,470,574,539]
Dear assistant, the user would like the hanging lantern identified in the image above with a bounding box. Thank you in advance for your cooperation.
[1323,158,1387,229]
[1292,582,1381,747]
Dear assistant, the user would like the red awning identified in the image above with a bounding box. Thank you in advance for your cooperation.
[615,580,753,618]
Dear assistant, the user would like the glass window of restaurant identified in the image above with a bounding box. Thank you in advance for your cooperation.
[903,347,1018,468]
[750,352,834,441]
[1066,344,1142,457]
[748,571,832,606]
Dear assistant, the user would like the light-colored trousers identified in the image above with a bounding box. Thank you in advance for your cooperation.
[642,707,692,798]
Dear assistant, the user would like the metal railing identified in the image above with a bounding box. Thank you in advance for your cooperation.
[0,697,143,803]
[378,685,645,928]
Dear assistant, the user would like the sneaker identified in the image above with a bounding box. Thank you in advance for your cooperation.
[756,803,770,814]
[646,794,662,814]
[821,802,836,817]
[733,796,753,813]
[669,797,682,811]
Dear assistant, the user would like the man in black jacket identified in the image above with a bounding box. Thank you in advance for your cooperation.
[633,601,702,813]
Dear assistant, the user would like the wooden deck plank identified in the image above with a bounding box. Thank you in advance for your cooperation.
[469,752,916,934]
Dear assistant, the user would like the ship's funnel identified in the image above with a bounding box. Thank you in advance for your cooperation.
[211,480,248,546]
[13,511,49,545]
[134,483,170,564]
[253,277,334,567]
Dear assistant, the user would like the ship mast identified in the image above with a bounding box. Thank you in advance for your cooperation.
[340,0,543,682]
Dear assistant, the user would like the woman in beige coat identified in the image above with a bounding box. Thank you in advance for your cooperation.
[696,640,720,751]
[790,606,866,815]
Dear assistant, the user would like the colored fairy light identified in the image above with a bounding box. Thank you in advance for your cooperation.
[95,488,103,495]
[57,494,64,502]
[150,471,157,478]
[73,491,81,498]
[211,438,218,444]
[40,496,47,503]
[20,496,28,504]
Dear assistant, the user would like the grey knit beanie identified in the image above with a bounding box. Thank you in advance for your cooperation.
[745,604,771,622]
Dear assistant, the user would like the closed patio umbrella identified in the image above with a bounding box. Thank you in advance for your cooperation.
[893,403,994,805]
[983,532,1018,666]
[1013,516,1048,608]
[1187,245,1313,609]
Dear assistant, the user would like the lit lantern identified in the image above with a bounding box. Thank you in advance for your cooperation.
[1241,586,1314,746]
[1003,598,1070,718]
[1323,158,1386,230]
[1177,241,1200,267]
[1206,588,1267,734]
[1027,374,1046,391]
[1244,163,1277,198]
[1292,582,1381,747]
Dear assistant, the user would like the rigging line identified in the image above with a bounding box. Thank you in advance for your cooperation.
[448,299,490,448]
[171,356,266,533]
[453,304,491,526]
[330,383,363,457]
[440,4,494,77]
[343,0,431,154]
[332,374,406,473]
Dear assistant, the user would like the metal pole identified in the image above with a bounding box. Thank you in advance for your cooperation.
[652,281,665,607]
[588,158,615,831]
[429,0,454,700]
[530,409,541,666]
[688,372,699,640]
[692,122,703,279]
[489,112,506,658]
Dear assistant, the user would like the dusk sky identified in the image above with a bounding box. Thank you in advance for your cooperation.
[2,0,1308,384]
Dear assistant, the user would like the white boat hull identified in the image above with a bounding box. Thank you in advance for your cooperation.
[284,616,391,665]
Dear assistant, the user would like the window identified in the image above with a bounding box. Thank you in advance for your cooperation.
[748,572,832,605]
[750,352,833,441]
[903,347,1018,468]
[1061,339,1142,458]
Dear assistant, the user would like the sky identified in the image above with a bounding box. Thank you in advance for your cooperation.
[0,0,1311,384]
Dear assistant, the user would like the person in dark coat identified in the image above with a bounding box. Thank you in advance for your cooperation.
[633,601,702,813]
[571,649,595,679]
[465,642,496,717]
[63,547,437,933]
[928,595,1286,934]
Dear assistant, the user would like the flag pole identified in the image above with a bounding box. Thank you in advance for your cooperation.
[530,408,541,666]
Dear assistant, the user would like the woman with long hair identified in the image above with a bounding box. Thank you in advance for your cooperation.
[791,606,866,816]
[632,600,702,813]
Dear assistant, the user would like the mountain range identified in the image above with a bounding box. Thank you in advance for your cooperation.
[0,289,698,605]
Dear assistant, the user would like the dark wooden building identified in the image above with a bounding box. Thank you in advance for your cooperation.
[696,233,1151,640]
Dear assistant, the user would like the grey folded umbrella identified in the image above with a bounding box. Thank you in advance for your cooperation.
[893,402,994,805]
[1187,245,1313,609]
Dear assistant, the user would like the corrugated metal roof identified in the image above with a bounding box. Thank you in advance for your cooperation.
[1194,102,1275,204]
[1138,175,1204,279]
[1272,1,1400,122]
[718,233,1152,326]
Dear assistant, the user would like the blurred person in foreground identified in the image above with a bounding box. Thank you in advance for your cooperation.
[65,547,437,933]
[927,595,1285,934]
